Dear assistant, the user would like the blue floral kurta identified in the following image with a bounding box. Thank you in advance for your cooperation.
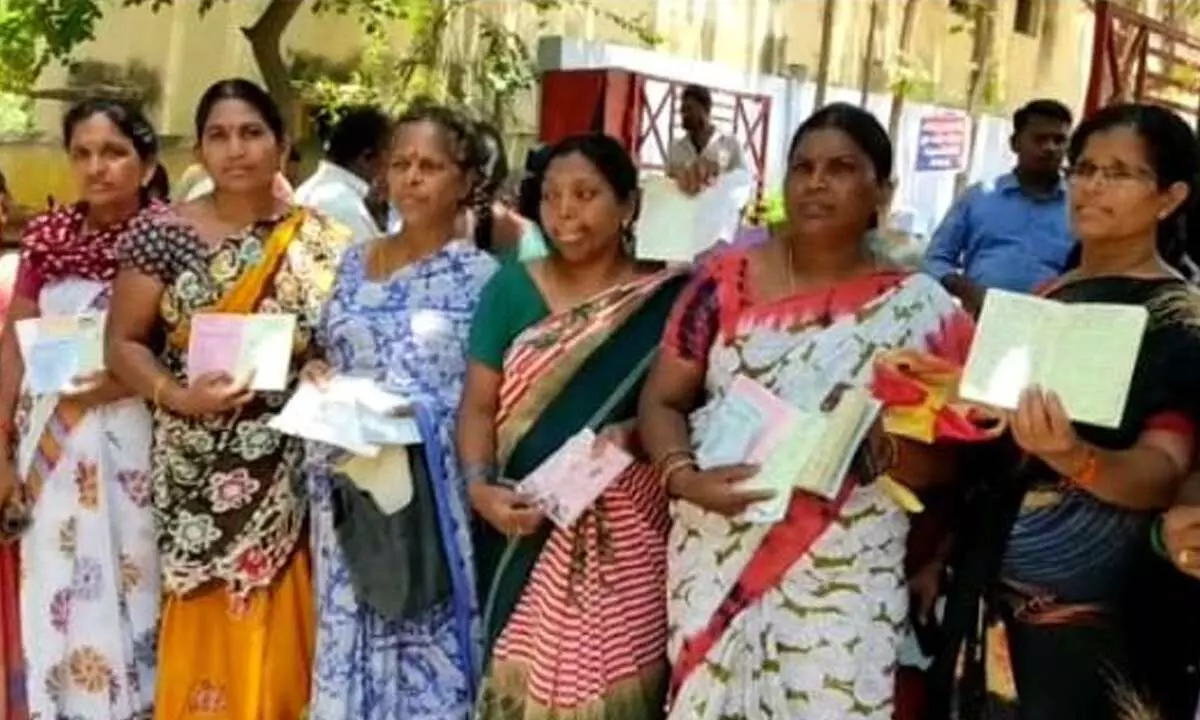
[307,239,497,719]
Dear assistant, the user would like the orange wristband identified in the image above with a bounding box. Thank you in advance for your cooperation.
[1070,447,1099,487]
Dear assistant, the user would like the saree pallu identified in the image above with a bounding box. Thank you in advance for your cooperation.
[474,270,688,720]
[663,253,971,720]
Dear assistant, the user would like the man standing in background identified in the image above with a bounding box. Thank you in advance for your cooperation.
[666,85,747,191]
[665,84,755,250]
[295,106,391,244]
[923,99,1076,313]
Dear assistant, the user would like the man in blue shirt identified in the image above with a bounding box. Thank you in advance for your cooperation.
[923,99,1077,313]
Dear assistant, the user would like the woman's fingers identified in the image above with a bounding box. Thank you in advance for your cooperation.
[1042,391,1074,442]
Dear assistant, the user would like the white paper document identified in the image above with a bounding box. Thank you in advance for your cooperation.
[16,312,107,395]
[635,172,754,263]
[516,429,634,529]
[960,289,1147,428]
[269,375,419,456]
[186,313,297,391]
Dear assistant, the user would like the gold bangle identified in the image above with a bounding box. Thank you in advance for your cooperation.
[660,457,696,494]
[656,448,693,470]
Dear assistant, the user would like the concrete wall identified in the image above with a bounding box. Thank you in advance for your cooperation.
[7,0,1102,217]
[29,0,1098,139]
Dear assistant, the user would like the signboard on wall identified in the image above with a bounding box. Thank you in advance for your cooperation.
[915,113,968,172]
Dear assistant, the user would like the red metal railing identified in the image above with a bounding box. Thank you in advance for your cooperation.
[1086,0,1200,126]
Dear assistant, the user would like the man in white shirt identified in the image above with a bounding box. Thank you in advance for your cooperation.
[664,84,755,248]
[666,85,748,192]
[295,106,391,244]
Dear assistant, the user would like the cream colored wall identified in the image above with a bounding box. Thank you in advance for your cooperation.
[13,0,1101,205]
[35,0,1099,136]
[36,0,372,137]
[778,0,1095,112]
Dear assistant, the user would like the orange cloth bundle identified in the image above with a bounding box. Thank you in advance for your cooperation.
[871,348,1006,445]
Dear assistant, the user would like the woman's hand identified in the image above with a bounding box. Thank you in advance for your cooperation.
[167,371,253,418]
[668,464,771,517]
[469,481,543,537]
[1011,387,1087,475]
[595,420,639,455]
[908,559,944,623]
[1161,506,1200,580]
[61,371,133,410]
[300,359,333,389]
[866,423,957,492]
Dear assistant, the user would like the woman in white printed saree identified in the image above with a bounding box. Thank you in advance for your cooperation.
[638,104,975,719]
[0,99,162,720]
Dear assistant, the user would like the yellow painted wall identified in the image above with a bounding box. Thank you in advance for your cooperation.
[0,143,196,210]
[35,1,378,138]
[778,0,1095,112]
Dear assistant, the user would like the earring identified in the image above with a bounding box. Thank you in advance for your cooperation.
[620,222,636,256]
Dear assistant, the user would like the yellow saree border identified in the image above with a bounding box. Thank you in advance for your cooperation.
[494,269,682,469]
[167,208,310,350]
[477,657,666,720]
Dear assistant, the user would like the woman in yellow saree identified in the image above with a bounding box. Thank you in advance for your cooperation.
[106,78,347,719]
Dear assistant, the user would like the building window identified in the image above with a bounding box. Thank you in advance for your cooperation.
[1013,0,1040,35]
[949,0,971,14]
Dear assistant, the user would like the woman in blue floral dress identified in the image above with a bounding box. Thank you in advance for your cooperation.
[304,105,498,718]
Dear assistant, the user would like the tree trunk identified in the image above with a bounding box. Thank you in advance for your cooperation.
[241,0,304,135]
[860,0,880,106]
[886,0,921,140]
[814,0,839,108]
[955,0,996,196]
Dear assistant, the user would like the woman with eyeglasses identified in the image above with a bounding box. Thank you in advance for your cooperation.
[934,103,1200,719]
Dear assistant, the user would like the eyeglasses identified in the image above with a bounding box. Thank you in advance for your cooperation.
[1065,163,1156,186]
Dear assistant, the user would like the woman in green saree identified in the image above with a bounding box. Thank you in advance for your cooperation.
[457,133,686,719]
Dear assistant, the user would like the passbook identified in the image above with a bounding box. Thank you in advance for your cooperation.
[16,313,106,395]
[960,289,1147,428]
[694,377,879,524]
[186,313,296,391]
[516,429,634,529]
